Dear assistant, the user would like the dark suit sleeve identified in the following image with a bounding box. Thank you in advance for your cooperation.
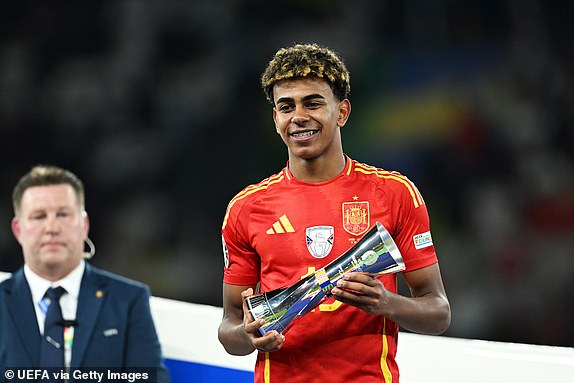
[125,286,170,383]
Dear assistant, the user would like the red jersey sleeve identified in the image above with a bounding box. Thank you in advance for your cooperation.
[221,192,261,286]
[385,176,438,271]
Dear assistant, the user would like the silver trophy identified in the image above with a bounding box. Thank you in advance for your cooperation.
[246,221,405,335]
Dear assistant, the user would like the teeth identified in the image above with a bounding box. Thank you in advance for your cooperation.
[292,131,316,137]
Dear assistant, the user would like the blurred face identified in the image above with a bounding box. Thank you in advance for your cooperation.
[272,77,350,161]
[11,184,89,281]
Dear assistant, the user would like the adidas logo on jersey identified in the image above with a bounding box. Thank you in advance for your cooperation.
[266,214,295,234]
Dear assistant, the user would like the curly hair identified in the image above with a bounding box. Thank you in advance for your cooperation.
[261,43,351,104]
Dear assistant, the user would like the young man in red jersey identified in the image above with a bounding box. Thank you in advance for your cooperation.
[218,43,451,383]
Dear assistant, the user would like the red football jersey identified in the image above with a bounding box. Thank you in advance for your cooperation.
[222,156,438,383]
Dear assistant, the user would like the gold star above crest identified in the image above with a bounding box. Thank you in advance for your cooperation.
[353,195,359,200]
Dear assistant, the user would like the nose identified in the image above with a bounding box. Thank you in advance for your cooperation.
[291,106,309,125]
[44,214,61,234]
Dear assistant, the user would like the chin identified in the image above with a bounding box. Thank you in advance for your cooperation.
[291,147,321,160]
[41,253,70,267]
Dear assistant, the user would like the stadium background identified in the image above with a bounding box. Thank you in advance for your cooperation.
[1,0,573,348]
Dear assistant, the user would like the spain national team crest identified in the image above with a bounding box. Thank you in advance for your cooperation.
[306,226,334,258]
[342,201,370,236]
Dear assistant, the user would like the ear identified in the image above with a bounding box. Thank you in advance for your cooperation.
[11,216,22,243]
[82,211,90,237]
[337,99,351,128]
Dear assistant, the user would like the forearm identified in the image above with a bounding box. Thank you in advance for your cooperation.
[332,267,451,335]
[218,318,256,356]
[382,292,451,335]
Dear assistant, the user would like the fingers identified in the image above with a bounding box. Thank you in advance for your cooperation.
[331,273,390,316]
[334,272,378,293]
[253,330,285,353]
[244,316,265,333]
[344,272,378,285]
[331,272,382,302]
[240,288,285,352]
[241,287,254,303]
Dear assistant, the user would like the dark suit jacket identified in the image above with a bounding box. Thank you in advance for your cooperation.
[0,263,170,382]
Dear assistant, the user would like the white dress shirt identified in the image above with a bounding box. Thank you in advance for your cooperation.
[24,260,85,368]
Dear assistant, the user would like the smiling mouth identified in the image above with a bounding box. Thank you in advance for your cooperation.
[290,130,318,138]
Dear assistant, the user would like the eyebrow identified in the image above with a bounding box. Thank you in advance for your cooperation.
[276,93,326,104]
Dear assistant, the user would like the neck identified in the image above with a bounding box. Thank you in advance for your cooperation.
[30,260,81,282]
[288,152,346,183]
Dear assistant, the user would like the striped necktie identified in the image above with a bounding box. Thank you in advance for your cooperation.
[39,286,66,368]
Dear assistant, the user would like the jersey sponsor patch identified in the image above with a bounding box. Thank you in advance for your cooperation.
[221,234,230,268]
[413,231,433,249]
[342,201,370,236]
[306,226,334,258]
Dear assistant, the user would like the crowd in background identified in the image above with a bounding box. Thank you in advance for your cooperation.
[1,1,573,347]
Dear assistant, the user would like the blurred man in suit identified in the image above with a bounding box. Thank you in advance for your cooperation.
[0,165,170,382]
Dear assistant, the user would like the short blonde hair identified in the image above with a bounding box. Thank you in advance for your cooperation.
[12,165,85,216]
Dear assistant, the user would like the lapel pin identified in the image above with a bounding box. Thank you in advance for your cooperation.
[96,290,103,298]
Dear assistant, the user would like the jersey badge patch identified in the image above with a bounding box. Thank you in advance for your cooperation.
[342,201,370,236]
[306,226,334,258]
[413,231,433,249]
[221,235,230,268]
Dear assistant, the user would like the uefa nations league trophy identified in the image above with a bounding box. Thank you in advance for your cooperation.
[246,221,405,335]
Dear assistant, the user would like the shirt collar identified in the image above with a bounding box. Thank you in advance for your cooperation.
[284,154,352,182]
[24,260,85,304]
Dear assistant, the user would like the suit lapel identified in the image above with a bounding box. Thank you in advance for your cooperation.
[4,269,42,365]
[70,264,105,368]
